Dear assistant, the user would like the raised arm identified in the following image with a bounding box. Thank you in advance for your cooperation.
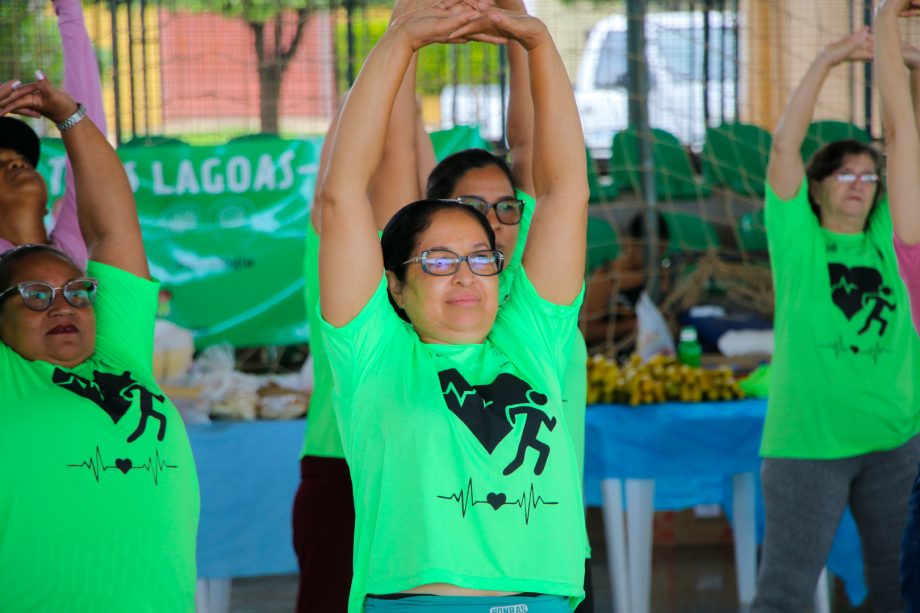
[500,0,535,195]
[876,0,920,244]
[0,77,148,278]
[51,0,108,266]
[318,4,477,326]
[455,11,588,304]
[767,28,873,199]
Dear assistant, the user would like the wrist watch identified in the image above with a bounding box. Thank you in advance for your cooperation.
[56,102,87,132]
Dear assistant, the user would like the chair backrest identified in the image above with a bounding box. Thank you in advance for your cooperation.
[429,125,490,162]
[586,215,621,275]
[611,127,711,200]
[737,208,768,253]
[800,120,872,164]
[703,123,772,198]
[661,211,720,253]
[586,147,619,203]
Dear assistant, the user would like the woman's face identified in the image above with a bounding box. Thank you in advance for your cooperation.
[0,252,96,367]
[814,153,878,230]
[387,208,499,345]
[449,165,520,259]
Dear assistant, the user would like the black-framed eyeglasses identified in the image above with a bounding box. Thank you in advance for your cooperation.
[834,173,879,185]
[452,196,524,225]
[0,278,99,311]
[403,249,505,276]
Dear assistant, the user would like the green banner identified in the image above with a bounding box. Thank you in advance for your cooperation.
[37,137,320,348]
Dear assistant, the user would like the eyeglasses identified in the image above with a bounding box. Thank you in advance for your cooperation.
[404,249,504,276]
[835,173,879,185]
[452,196,524,225]
[0,278,98,311]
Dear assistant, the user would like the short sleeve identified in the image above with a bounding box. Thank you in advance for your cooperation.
[765,178,820,273]
[318,274,412,399]
[895,234,920,336]
[87,261,159,373]
[492,267,584,374]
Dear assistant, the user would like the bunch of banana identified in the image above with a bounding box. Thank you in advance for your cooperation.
[586,353,745,406]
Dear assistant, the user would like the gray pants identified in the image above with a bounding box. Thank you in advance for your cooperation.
[751,435,920,613]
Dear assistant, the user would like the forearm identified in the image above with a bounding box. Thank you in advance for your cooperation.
[772,56,832,156]
[321,28,415,209]
[876,8,920,243]
[506,39,534,193]
[62,115,148,276]
[368,53,423,229]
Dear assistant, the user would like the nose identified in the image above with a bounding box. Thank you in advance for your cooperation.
[451,261,475,286]
[486,208,501,231]
[48,292,75,315]
[7,157,28,170]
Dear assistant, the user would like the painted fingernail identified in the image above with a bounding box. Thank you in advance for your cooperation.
[35,69,45,81]
[11,80,21,90]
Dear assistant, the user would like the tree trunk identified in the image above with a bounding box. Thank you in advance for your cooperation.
[258,64,283,134]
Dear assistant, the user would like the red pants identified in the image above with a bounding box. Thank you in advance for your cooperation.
[292,455,355,612]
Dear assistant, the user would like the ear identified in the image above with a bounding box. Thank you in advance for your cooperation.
[385,270,406,310]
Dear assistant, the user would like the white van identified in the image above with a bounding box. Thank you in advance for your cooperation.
[575,11,737,159]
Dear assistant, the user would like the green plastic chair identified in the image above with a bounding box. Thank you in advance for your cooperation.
[737,209,768,253]
[586,215,621,275]
[610,127,712,200]
[702,123,772,198]
[429,125,490,162]
[661,211,720,253]
[800,120,871,163]
[587,148,619,204]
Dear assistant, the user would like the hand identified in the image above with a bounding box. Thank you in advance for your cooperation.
[494,0,526,15]
[819,26,873,66]
[391,0,486,24]
[391,2,482,51]
[450,8,547,49]
[0,72,77,123]
[877,0,920,17]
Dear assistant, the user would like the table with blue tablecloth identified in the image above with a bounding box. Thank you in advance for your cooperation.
[584,399,865,611]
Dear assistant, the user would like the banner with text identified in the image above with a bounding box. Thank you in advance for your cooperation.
[38,137,319,348]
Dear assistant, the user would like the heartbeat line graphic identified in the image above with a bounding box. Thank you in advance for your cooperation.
[818,335,891,364]
[437,478,558,525]
[830,277,859,294]
[442,381,480,407]
[67,446,177,486]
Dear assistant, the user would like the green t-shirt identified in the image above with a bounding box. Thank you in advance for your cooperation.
[762,180,920,458]
[0,262,199,612]
[321,270,588,612]
[301,223,346,459]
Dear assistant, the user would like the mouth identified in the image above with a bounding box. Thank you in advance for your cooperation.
[47,324,79,335]
[447,294,480,306]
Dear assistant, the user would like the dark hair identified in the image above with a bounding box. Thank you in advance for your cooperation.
[381,199,496,321]
[426,149,518,199]
[806,139,883,229]
[628,212,670,242]
[0,244,82,307]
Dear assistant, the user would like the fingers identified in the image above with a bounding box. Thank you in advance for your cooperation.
[0,83,41,115]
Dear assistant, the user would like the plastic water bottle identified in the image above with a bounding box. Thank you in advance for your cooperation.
[677,326,702,368]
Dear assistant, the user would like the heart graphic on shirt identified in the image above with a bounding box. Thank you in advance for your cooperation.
[827,263,883,320]
[438,369,542,453]
[850,345,860,355]
[486,492,507,510]
[115,458,133,474]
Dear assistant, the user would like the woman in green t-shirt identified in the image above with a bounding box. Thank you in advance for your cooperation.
[317,4,589,612]
[0,77,198,611]
[753,27,920,612]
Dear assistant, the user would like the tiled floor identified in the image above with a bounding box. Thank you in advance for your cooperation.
[227,508,874,613]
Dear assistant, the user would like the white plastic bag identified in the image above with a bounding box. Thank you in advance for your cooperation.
[636,291,676,361]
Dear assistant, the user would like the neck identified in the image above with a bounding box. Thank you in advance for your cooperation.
[821,213,866,235]
[0,211,48,246]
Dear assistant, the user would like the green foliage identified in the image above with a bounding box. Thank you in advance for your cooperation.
[0,4,64,85]
[333,9,502,95]
[160,0,328,22]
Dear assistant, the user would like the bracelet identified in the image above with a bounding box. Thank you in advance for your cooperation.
[56,102,87,132]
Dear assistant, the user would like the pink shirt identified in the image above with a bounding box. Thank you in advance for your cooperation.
[895,233,920,336]
[0,0,106,266]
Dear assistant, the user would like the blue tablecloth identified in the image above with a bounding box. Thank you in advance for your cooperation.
[188,419,303,578]
[584,400,866,605]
